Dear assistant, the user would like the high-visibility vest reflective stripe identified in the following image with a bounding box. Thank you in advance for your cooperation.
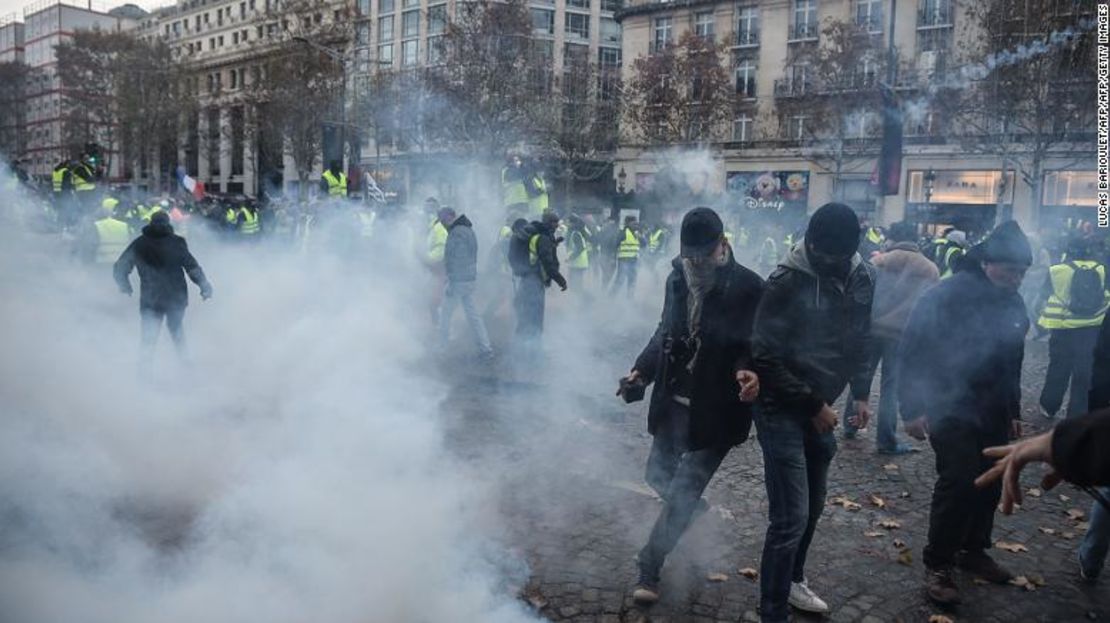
[323,170,347,197]
[932,238,949,265]
[426,220,447,262]
[101,197,119,213]
[939,245,963,280]
[569,230,589,269]
[866,227,884,245]
[94,217,131,264]
[1038,261,1109,329]
[225,208,238,225]
[528,176,548,215]
[499,225,512,241]
[649,229,666,253]
[617,228,640,259]
[358,211,376,238]
[52,168,66,192]
[71,164,95,192]
[528,233,549,281]
[239,208,260,235]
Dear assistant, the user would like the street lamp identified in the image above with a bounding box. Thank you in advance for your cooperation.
[292,35,350,171]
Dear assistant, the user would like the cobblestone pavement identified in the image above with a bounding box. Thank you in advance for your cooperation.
[438,318,1109,623]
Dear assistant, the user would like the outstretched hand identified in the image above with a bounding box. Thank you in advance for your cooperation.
[974,429,1061,515]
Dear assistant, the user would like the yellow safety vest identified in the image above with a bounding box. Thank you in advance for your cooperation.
[1037,261,1109,329]
[569,229,590,269]
[866,227,884,245]
[426,220,447,263]
[938,244,964,280]
[239,208,260,235]
[501,167,530,209]
[94,217,131,264]
[528,175,548,216]
[101,197,119,213]
[649,229,666,253]
[617,228,640,260]
[71,163,96,192]
[323,170,348,197]
[52,168,66,193]
[357,210,376,238]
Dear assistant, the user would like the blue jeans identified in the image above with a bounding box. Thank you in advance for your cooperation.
[439,280,492,355]
[1079,489,1110,579]
[843,336,901,450]
[756,410,837,623]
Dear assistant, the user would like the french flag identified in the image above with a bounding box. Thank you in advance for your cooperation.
[175,166,205,200]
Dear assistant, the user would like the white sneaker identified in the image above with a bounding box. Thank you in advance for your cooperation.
[788,579,829,614]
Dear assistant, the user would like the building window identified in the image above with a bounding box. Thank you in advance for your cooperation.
[918,0,952,27]
[732,114,753,142]
[402,39,418,65]
[402,10,419,38]
[532,8,554,35]
[734,57,756,97]
[600,17,620,44]
[788,114,808,140]
[402,0,418,8]
[378,15,394,41]
[379,43,394,63]
[565,12,589,39]
[735,5,758,46]
[694,11,714,40]
[428,4,447,35]
[856,0,882,33]
[599,46,621,67]
[218,35,224,46]
[357,22,369,44]
[564,42,589,67]
[791,0,817,40]
[379,0,394,13]
[233,31,239,44]
[427,35,445,63]
[601,0,621,11]
[358,0,370,13]
[652,16,672,52]
[230,68,238,88]
[567,0,589,8]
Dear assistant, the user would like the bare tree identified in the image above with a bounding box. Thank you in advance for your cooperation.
[624,31,733,146]
[55,31,131,172]
[0,61,29,160]
[933,0,1096,219]
[776,18,888,200]
[242,0,351,199]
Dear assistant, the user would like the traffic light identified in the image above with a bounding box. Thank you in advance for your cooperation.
[84,142,102,166]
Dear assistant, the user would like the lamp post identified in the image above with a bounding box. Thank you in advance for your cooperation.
[292,35,350,171]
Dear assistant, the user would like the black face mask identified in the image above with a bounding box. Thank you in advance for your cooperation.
[807,244,851,279]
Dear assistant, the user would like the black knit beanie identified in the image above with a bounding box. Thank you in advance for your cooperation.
[806,202,860,257]
[981,220,1032,266]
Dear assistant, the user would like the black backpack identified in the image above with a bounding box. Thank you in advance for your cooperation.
[1068,262,1105,316]
[508,231,534,276]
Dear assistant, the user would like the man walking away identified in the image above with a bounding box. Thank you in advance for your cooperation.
[114,211,212,362]
[512,210,566,347]
[620,208,763,604]
[843,221,938,453]
[438,207,494,361]
[1037,237,1109,419]
[566,213,592,292]
[613,215,642,295]
[899,221,1032,607]
[751,203,875,623]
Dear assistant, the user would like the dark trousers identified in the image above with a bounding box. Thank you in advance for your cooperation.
[140,305,186,361]
[755,411,836,623]
[1040,326,1100,417]
[923,419,1007,570]
[612,258,638,295]
[843,336,902,450]
[514,274,546,338]
[638,400,729,576]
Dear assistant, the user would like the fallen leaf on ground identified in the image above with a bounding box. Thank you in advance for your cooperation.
[738,567,758,580]
[1038,527,1057,535]
[900,491,911,498]
[897,549,914,566]
[1060,494,1072,502]
[864,530,885,538]
[1010,576,1038,591]
[928,615,954,623]
[883,463,899,471]
[878,519,902,530]
[1077,521,1091,531]
[893,539,907,549]
[1027,488,1042,498]
[830,496,862,511]
[1067,509,1086,521]
[706,572,729,582]
[1027,574,1046,587]
[525,594,548,610]
[1062,531,1077,540]
[994,541,1029,553]
[870,494,887,509]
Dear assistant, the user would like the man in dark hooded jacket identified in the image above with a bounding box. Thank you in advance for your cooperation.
[514,210,566,344]
[114,211,213,359]
[620,207,763,604]
[899,220,1032,606]
[438,207,493,359]
[751,202,874,622]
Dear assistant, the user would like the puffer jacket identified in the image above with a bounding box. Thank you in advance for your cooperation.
[870,242,940,339]
[752,240,875,419]
[113,220,210,310]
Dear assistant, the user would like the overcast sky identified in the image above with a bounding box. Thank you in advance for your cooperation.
[0,0,171,23]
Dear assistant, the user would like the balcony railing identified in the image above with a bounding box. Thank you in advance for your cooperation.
[773,78,812,97]
[787,22,817,42]
[734,29,759,47]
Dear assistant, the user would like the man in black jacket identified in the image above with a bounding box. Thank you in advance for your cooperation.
[619,207,763,604]
[438,207,493,360]
[751,203,874,622]
[899,220,1032,606]
[114,211,212,360]
[514,210,566,345]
